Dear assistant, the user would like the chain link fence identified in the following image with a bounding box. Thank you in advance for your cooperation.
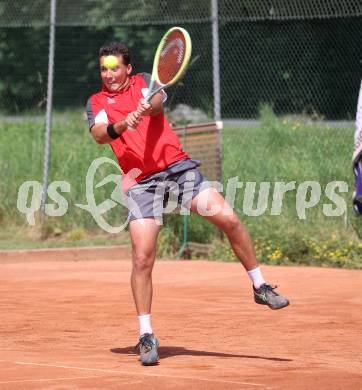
[220,1,362,119]
[1,0,362,251]
[1,0,361,119]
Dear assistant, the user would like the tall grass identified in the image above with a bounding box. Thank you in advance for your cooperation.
[222,105,358,241]
[1,107,361,266]
[1,110,122,229]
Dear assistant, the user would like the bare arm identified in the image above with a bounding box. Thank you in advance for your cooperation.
[136,93,164,116]
[90,119,128,145]
[148,93,164,115]
[90,93,164,144]
[122,93,164,129]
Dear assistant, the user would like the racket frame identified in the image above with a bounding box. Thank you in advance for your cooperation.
[145,26,192,102]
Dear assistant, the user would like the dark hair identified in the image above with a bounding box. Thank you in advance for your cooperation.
[99,42,131,65]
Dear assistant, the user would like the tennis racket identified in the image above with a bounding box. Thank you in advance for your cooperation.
[128,27,192,131]
[145,26,192,102]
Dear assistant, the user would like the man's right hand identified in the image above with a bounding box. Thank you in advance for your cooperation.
[126,111,142,129]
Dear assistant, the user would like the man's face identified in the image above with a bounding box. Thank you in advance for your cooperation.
[100,54,132,92]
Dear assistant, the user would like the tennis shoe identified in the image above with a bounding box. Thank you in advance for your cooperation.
[253,283,289,310]
[136,333,159,365]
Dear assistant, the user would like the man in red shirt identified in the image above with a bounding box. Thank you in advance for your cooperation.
[87,42,289,366]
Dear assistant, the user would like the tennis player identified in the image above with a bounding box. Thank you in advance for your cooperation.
[86,41,290,366]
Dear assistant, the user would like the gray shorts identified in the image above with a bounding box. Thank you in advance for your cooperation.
[125,159,211,222]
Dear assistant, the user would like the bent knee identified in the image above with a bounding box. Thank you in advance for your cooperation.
[222,214,241,234]
[132,252,154,274]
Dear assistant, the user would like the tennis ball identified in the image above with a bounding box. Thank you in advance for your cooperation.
[104,55,119,70]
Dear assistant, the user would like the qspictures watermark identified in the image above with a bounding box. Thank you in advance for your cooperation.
[17,157,348,233]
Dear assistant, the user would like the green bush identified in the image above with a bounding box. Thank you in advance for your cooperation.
[157,226,180,258]
[208,234,362,269]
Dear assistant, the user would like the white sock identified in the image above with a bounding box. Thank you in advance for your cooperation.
[247,267,266,289]
[138,314,153,336]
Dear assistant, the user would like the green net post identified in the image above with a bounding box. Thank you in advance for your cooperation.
[177,124,190,259]
[177,213,189,259]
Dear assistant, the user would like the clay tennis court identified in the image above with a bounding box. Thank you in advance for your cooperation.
[0,247,361,389]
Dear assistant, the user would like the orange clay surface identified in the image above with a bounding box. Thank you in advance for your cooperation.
[0,249,361,389]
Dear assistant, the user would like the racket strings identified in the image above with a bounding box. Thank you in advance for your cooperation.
[157,30,186,85]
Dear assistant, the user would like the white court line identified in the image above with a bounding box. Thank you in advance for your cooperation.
[0,375,140,385]
[0,360,265,387]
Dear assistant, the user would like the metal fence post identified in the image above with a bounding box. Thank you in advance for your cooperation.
[41,0,57,214]
[211,0,221,121]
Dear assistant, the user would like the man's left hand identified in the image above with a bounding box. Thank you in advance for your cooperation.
[137,99,152,116]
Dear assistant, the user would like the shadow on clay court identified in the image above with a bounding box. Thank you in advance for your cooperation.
[111,346,292,362]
